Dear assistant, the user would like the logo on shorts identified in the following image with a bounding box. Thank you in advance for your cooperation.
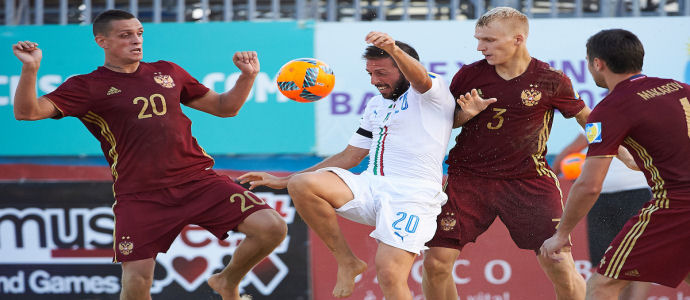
[521,84,542,107]
[440,212,456,231]
[585,122,602,144]
[624,269,641,277]
[118,236,134,255]
[154,73,175,88]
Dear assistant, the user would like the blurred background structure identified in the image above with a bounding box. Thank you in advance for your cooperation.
[3,0,690,25]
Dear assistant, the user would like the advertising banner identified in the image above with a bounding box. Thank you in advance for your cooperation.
[0,21,315,155]
[0,179,309,299]
[314,17,690,155]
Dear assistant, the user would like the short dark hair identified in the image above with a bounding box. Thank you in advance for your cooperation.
[586,29,644,74]
[362,41,420,63]
[93,9,136,37]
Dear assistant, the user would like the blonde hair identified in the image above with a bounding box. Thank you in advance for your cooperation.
[476,7,529,36]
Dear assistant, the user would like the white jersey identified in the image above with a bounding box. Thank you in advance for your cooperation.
[348,73,455,186]
[601,157,649,193]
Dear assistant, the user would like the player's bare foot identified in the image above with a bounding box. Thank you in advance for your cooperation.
[332,258,367,298]
[208,273,242,300]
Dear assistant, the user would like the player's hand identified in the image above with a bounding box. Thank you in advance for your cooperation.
[237,172,288,190]
[539,233,569,262]
[457,89,497,117]
[365,31,396,54]
[616,146,640,171]
[12,41,42,68]
[233,51,260,76]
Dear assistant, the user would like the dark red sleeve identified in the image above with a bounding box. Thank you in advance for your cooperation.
[168,62,210,104]
[552,73,586,118]
[585,103,630,157]
[42,75,91,118]
[449,66,468,100]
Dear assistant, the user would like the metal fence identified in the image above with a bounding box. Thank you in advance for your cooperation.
[3,0,690,25]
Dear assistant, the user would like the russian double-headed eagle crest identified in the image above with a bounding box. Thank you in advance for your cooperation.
[154,73,175,88]
[440,212,457,231]
[520,84,541,106]
[119,236,134,255]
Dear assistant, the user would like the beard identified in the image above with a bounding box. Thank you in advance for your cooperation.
[381,75,410,100]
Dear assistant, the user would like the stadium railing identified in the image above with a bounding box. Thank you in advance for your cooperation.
[3,0,689,25]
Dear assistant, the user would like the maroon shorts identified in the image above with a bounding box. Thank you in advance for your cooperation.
[427,173,563,251]
[112,174,273,262]
[597,201,690,287]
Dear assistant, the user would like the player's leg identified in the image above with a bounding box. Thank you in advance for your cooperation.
[375,243,416,300]
[588,190,652,300]
[120,258,155,300]
[113,190,187,300]
[181,175,285,300]
[536,247,586,300]
[287,170,366,298]
[619,281,651,300]
[585,273,629,300]
[423,174,496,300]
[422,247,460,300]
[500,176,585,300]
[208,209,286,300]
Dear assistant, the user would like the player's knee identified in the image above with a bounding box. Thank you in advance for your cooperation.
[375,264,406,289]
[287,173,320,198]
[423,252,455,279]
[254,211,287,245]
[121,270,153,293]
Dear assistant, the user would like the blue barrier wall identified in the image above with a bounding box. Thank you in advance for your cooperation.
[0,21,315,155]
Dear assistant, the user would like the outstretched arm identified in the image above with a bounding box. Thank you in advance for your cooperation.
[238,145,369,190]
[12,41,59,121]
[365,31,431,94]
[185,51,260,117]
[540,156,611,261]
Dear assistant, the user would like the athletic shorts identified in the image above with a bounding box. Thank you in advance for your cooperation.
[597,201,690,287]
[587,188,652,265]
[323,168,447,254]
[426,173,563,251]
[112,174,273,262]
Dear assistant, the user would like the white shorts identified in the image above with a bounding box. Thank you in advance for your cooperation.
[322,167,447,254]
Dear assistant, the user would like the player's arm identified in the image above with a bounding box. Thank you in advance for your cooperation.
[575,105,638,170]
[615,147,640,171]
[573,105,592,128]
[365,31,431,93]
[185,51,259,117]
[238,145,369,190]
[12,41,59,121]
[552,134,588,175]
[540,156,612,261]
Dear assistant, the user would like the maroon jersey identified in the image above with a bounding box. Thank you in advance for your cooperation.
[44,61,215,195]
[586,75,690,208]
[446,58,585,178]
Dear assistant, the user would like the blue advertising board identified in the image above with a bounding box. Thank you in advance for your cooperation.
[0,21,315,155]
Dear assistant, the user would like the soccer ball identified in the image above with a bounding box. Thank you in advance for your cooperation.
[276,58,335,102]
[560,152,586,180]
